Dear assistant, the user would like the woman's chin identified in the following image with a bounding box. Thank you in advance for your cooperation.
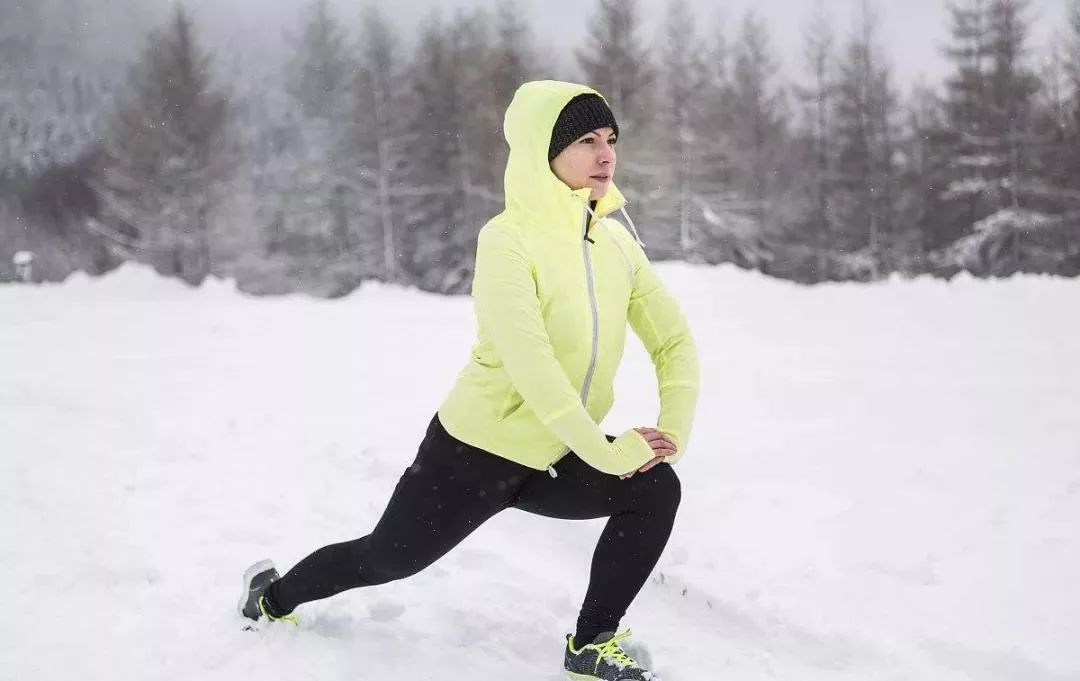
[588,181,611,199]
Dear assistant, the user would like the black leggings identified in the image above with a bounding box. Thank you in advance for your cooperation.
[268,414,682,638]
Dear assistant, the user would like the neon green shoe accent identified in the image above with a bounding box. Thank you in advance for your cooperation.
[567,629,637,678]
[258,595,299,626]
[589,630,636,670]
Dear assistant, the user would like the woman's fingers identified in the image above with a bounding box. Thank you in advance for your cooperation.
[630,429,673,455]
[620,429,676,478]
[642,432,677,450]
[622,454,672,479]
[638,456,665,473]
[634,427,678,452]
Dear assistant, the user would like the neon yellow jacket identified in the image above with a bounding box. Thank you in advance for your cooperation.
[438,80,699,476]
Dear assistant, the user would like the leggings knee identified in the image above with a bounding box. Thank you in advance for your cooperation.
[638,464,681,516]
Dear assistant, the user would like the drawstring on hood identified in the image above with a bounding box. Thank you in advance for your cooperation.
[583,200,647,249]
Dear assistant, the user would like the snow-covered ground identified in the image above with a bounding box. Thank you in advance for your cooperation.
[2,264,1078,681]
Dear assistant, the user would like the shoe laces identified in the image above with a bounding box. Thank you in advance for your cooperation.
[593,630,637,669]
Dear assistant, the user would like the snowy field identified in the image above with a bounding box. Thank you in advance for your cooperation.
[2,263,1078,681]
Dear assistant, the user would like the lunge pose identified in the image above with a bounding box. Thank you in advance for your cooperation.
[239,80,700,681]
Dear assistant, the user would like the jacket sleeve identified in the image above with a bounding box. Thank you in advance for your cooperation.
[624,240,700,464]
[472,224,655,475]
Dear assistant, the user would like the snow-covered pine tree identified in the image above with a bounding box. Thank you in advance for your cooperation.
[286,0,353,122]
[576,0,657,216]
[1061,0,1080,189]
[92,6,230,285]
[345,5,409,283]
[395,6,536,293]
[672,11,774,272]
[725,11,790,237]
[1045,0,1080,192]
[398,12,465,292]
[792,2,838,276]
[831,0,901,270]
[895,80,950,269]
[935,0,995,248]
[280,0,360,258]
[930,0,1042,249]
[1071,0,1080,169]
[0,0,124,180]
[928,0,1080,276]
[219,72,295,257]
[491,0,535,114]
[1032,33,1076,194]
[647,0,708,260]
[985,0,1042,208]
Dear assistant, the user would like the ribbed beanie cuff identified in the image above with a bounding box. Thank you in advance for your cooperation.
[548,93,619,162]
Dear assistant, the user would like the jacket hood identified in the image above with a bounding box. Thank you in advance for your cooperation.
[502,80,626,223]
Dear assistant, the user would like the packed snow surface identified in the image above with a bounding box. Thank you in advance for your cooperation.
[2,263,1077,680]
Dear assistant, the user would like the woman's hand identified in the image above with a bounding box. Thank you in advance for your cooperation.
[620,427,677,479]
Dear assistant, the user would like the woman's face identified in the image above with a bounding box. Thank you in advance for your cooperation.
[549,126,617,199]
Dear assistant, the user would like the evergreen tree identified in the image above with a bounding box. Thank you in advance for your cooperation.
[399,10,501,292]
[488,0,537,212]
[1048,0,1080,191]
[725,11,790,235]
[648,0,709,258]
[1069,0,1080,189]
[348,6,409,282]
[831,1,900,262]
[576,0,655,130]
[286,0,354,121]
[1071,0,1080,159]
[932,0,1041,249]
[897,80,950,267]
[282,0,360,255]
[491,0,535,112]
[690,13,753,264]
[986,0,1041,208]
[576,0,656,207]
[929,0,995,248]
[1032,34,1076,193]
[392,6,537,292]
[793,2,838,271]
[0,0,119,178]
[92,6,230,285]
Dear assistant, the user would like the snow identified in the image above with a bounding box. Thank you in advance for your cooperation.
[972,208,1054,234]
[2,263,1078,681]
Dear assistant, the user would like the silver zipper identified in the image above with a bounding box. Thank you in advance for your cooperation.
[580,205,600,406]
[548,206,602,470]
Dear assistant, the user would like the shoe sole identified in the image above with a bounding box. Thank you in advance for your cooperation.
[237,558,276,618]
[567,672,649,681]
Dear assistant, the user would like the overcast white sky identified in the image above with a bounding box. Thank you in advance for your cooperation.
[184,0,1066,92]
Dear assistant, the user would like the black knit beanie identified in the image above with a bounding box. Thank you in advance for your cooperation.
[547,93,619,162]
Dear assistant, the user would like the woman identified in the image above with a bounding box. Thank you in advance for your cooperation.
[238,80,699,681]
